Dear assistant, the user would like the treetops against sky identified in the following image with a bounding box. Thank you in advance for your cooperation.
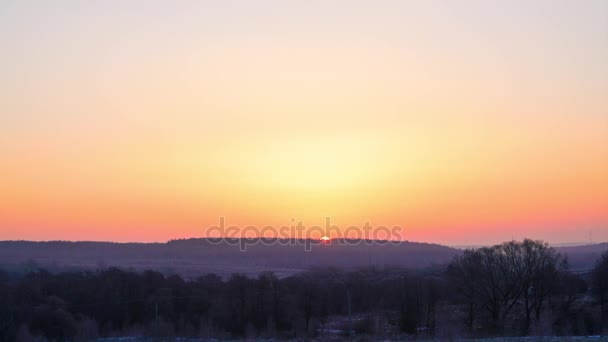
[1,1,607,245]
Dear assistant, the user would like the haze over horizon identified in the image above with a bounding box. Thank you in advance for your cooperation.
[1,0,607,246]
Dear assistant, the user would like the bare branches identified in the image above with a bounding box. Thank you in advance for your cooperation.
[447,239,565,334]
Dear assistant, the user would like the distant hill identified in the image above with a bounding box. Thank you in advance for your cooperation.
[0,239,605,278]
[556,242,608,271]
[0,238,459,278]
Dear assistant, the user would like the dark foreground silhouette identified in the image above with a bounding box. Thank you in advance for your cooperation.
[1,239,608,341]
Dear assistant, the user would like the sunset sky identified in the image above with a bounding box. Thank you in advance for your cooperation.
[1,0,607,245]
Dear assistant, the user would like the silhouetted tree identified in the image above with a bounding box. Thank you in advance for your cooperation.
[448,249,482,331]
[592,251,608,332]
[447,240,565,335]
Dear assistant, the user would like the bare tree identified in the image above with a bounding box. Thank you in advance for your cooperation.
[448,249,482,331]
[592,251,608,333]
[448,240,564,335]
[519,239,564,333]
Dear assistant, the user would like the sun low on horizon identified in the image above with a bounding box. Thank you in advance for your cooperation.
[1,0,607,246]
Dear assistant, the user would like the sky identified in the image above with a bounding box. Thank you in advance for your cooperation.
[0,0,607,246]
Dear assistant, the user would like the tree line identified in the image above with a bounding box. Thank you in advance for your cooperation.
[0,239,607,341]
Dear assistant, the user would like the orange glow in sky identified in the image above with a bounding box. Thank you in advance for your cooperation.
[1,1,607,245]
